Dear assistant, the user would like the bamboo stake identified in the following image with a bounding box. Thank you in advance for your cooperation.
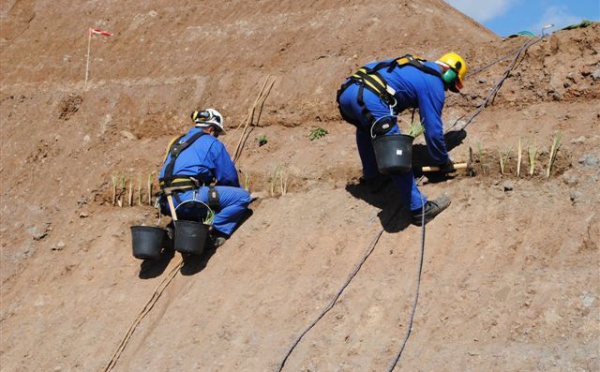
[147,174,153,206]
[233,75,276,163]
[117,176,125,207]
[111,175,117,206]
[84,28,93,91]
[137,176,142,206]
[517,136,522,177]
[128,179,133,207]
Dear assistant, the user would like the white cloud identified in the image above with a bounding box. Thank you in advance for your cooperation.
[446,0,517,22]
[530,5,584,33]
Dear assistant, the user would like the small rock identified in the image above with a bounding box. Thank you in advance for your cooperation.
[120,131,137,140]
[579,154,599,167]
[51,241,66,251]
[570,136,586,144]
[570,190,583,205]
[503,181,514,191]
[79,211,89,218]
[562,174,578,186]
[27,225,48,241]
[580,292,595,308]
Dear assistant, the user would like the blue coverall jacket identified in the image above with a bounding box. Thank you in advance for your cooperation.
[337,59,450,211]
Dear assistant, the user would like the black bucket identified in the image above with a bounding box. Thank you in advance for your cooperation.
[372,134,414,175]
[131,226,168,260]
[173,220,209,255]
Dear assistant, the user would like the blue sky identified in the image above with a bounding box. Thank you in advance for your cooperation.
[446,0,599,37]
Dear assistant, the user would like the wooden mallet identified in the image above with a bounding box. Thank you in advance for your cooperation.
[421,147,475,176]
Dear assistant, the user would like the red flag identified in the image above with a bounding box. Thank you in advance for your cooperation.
[90,28,113,37]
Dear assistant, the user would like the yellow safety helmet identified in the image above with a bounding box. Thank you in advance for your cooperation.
[437,52,468,92]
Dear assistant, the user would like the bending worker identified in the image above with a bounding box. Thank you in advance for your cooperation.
[158,108,252,247]
[336,52,467,226]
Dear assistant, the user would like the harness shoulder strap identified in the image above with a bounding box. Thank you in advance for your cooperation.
[161,131,207,182]
[392,54,442,77]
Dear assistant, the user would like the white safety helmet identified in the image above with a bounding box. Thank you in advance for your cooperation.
[191,108,226,134]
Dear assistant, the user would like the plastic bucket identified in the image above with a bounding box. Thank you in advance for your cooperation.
[173,220,209,255]
[372,134,414,175]
[131,226,168,260]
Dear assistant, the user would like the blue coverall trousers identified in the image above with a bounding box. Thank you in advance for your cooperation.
[338,82,428,211]
[160,185,252,237]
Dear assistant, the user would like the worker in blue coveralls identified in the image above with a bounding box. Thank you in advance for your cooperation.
[336,52,468,226]
[158,108,252,248]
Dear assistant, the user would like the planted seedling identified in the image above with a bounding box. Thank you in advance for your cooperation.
[309,127,328,141]
[476,143,487,176]
[128,179,134,207]
[406,121,425,138]
[546,131,562,178]
[203,208,215,225]
[528,143,537,176]
[118,176,126,207]
[147,172,154,206]
[257,135,268,147]
[499,147,512,175]
[279,166,289,196]
[243,172,251,192]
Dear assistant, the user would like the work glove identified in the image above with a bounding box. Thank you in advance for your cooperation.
[437,160,455,174]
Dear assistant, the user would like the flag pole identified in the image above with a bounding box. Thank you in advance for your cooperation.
[84,27,92,91]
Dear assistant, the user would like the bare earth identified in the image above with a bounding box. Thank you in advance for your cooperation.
[1,1,599,371]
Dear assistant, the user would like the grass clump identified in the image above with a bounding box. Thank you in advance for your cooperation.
[256,135,268,147]
[405,122,425,138]
[309,127,328,141]
[269,164,289,196]
[203,208,215,225]
[546,131,562,178]
[528,142,537,176]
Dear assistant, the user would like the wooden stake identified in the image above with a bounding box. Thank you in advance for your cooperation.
[517,136,522,177]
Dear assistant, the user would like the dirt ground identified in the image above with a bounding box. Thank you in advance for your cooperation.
[1,1,599,371]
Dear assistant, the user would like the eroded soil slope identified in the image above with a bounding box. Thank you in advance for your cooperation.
[1,1,599,371]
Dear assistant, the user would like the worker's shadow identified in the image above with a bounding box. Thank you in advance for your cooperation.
[179,208,255,276]
[412,129,467,182]
[138,246,177,279]
[345,130,467,231]
[345,181,412,233]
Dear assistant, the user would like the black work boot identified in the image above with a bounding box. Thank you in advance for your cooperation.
[208,229,229,249]
[412,195,451,226]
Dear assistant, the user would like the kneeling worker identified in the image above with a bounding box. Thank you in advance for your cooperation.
[158,108,252,247]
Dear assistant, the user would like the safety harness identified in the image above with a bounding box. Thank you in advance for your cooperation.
[158,131,223,211]
[337,54,443,125]
[159,131,208,195]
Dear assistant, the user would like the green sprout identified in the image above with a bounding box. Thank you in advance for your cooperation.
[309,127,328,141]
[528,143,537,176]
[203,208,215,225]
[406,122,425,138]
[546,131,562,178]
[257,135,268,147]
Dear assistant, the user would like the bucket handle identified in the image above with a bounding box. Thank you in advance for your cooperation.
[370,115,395,140]
[174,199,214,225]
